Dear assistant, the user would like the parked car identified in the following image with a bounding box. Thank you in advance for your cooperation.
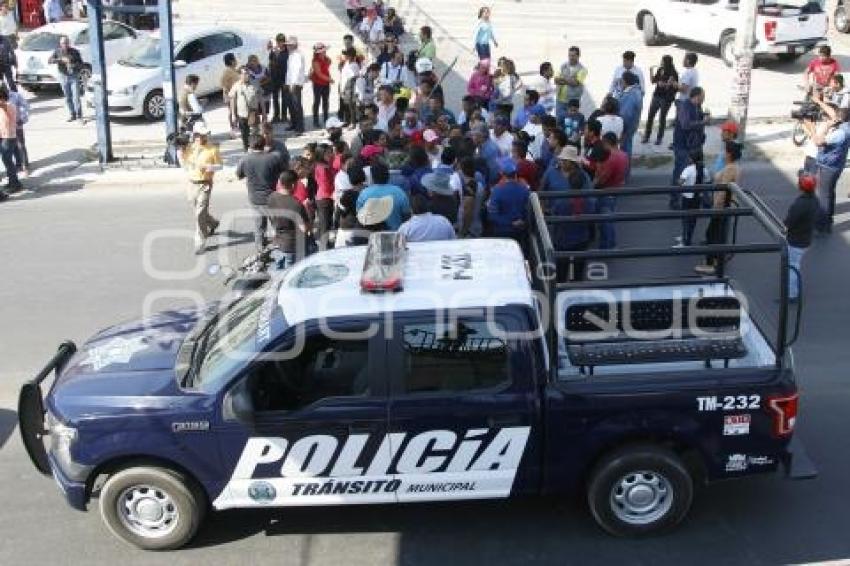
[635,0,829,66]
[15,20,143,90]
[90,26,264,120]
[836,0,850,32]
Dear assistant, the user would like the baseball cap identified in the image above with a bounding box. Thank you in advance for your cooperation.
[360,145,385,160]
[325,117,345,129]
[798,173,817,192]
[498,157,517,175]
[313,42,328,53]
[423,129,440,143]
[529,104,547,118]
[721,120,739,135]
[192,122,211,136]
[357,196,394,226]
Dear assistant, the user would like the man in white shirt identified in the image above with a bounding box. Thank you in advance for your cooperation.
[359,9,384,48]
[521,105,547,159]
[527,62,556,114]
[378,51,412,91]
[375,85,397,131]
[0,4,16,41]
[675,52,700,102]
[609,50,646,97]
[490,115,515,156]
[285,36,306,133]
[828,74,850,109]
[356,63,380,109]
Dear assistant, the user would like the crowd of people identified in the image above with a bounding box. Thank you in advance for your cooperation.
[176,3,848,293]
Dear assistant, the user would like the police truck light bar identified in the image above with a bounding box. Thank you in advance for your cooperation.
[361,232,407,292]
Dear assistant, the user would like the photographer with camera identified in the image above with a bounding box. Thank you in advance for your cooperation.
[801,97,850,235]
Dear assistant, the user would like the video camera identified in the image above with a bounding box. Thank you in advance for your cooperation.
[167,131,193,149]
[791,100,822,122]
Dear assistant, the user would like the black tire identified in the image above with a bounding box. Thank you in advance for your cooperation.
[792,121,808,147]
[99,466,206,550]
[835,7,850,33]
[720,34,736,67]
[587,445,693,537]
[776,53,802,63]
[143,89,166,121]
[642,13,660,46]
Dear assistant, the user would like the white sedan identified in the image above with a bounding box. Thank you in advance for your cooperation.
[95,26,264,120]
[16,20,142,89]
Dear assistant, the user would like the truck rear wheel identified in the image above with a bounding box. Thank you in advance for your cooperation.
[587,445,693,537]
[99,466,206,550]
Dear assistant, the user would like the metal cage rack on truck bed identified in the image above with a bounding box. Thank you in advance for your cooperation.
[525,183,802,375]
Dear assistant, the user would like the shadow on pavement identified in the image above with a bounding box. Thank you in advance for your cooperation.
[0,408,18,450]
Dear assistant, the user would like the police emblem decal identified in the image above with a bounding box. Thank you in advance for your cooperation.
[248,481,277,503]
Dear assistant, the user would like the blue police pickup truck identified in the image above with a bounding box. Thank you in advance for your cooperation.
[19,184,815,550]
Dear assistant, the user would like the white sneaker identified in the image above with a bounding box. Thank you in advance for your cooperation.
[672,242,686,248]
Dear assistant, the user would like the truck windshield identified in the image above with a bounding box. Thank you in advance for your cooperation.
[193,289,270,390]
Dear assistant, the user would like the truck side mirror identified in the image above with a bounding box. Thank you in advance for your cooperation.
[223,381,254,422]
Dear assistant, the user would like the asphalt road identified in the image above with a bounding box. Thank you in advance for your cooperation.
[1,162,849,565]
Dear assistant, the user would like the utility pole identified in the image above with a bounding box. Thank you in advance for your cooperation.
[159,0,179,165]
[728,0,759,141]
[87,0,112,164]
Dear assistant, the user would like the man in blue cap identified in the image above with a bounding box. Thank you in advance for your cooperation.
[486,157,530,240]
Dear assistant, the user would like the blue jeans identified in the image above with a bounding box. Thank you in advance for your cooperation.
[788,244,805,299]
[59,73,81,119]
[1,138,20,187]
[681,194,701,246]
[815,164,841,232]
[670,147,691,209]
[475,43,490,60]
[597,196,617,249]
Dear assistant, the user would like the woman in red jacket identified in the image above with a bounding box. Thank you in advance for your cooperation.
[311,43,334,129]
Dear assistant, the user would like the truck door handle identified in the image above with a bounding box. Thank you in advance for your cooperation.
[487,415,523,428]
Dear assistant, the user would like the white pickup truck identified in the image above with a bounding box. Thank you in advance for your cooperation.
[635,0,829,66]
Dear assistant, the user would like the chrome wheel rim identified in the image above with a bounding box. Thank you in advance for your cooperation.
[116,484,179,538]
[723,41,735,65]
[148,94,166,119]
[610,470,673,525]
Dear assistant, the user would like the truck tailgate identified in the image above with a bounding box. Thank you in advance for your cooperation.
[762,9,828,42]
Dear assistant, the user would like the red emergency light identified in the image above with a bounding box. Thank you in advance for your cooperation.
[360,232,407,293]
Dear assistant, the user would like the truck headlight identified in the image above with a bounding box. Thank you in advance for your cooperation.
[46,412,88,480]
[47,412,77,452]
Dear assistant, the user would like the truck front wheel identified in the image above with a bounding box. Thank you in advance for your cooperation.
[720,34,736,67]
[642,13,660,46]
[587,445,693,537]
[99,466,206,550]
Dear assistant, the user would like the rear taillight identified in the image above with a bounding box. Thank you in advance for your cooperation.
[767,393,798,437]
[764,20,777,41]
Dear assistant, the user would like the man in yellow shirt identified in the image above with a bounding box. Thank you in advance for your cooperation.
[182,123,222,254]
